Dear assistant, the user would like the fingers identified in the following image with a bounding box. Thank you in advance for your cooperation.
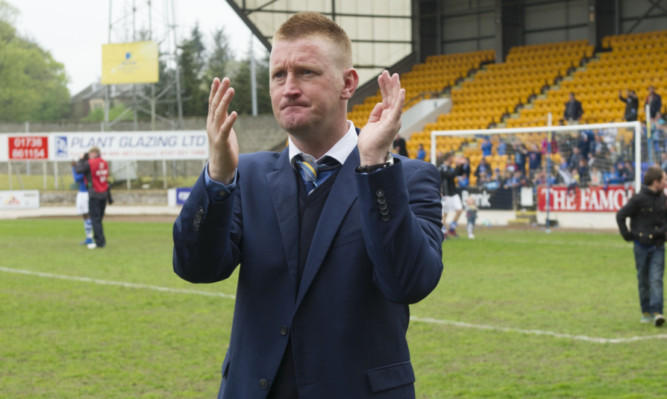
[377,70,404,115]
[208,78,236,140]
[208,78,221,119]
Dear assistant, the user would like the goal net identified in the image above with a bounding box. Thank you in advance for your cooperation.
[430,120,648,229]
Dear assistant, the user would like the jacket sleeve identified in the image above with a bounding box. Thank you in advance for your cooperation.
[172,170,242,283]
[616,197,637,241]
[355,158,443,304]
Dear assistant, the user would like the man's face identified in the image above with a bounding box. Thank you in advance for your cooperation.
[658,173,667,191]
[269,36,350,138]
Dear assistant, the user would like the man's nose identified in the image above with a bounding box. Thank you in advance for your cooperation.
[283,74,300,96]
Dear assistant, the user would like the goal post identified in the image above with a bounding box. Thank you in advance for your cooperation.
[430,120,645,229]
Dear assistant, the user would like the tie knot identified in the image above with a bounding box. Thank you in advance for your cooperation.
[295,154,340,194]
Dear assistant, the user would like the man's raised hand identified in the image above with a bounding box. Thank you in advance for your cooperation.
[207,77,239,184]
[358,71,405,166]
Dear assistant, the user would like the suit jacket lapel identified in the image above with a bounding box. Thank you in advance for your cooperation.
[267,149,300,283]
[295,149,360,308]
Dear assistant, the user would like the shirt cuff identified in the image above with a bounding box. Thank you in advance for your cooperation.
[204,163,237,202]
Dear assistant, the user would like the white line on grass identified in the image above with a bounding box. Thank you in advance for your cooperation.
[0,266,235,300]
[410,317,667,344]
[2,266,665,344]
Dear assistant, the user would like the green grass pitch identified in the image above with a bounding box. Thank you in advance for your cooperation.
[1,218,665,398]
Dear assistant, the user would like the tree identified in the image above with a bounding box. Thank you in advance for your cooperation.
[178,24,208,117]
[204,28,233,85]
[0,1,70,122]
[231,51,271,115]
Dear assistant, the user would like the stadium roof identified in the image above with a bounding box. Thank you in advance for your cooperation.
[225,0,414,86]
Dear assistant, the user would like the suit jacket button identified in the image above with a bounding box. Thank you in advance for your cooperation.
[375,188,385,197]
[381,215,390,222]
[259,379,269,390]
[280,326,288,336]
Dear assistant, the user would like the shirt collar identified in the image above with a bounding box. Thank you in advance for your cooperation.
[288,121,358,168]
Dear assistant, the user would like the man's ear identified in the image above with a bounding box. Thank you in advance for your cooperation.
[340,68,359,100]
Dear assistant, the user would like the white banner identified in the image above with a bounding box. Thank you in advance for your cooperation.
[0,131,209,161]
[0,190,40,209]
[51,131,209,160]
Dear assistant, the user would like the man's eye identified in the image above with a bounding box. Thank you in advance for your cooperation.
[273,72,285,79]
[301,70,312,75]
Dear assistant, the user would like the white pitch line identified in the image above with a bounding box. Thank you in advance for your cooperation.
[2,266,665,344]
[0,266,236,300]
[410,317,667,344]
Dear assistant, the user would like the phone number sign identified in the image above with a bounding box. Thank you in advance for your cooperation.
[9,136,49,160]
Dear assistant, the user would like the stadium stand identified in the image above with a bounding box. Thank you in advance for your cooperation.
[347,30,666,189]
[510,30,667,128]
[347,50,494,132]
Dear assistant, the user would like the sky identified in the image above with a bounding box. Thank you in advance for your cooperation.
[11,0,260,95]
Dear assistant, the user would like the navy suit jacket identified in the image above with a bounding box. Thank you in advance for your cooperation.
[173,147,443,399]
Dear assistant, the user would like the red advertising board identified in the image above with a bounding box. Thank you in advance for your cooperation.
[537,185,635,212]
[8,136,48,160]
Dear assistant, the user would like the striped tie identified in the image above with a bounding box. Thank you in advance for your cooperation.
[296,155,340,195]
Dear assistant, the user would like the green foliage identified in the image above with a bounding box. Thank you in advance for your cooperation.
[179,24,208,117]
[230,53,271,115]
[204,28,233,85]
[1,221,666,398]
[82,103,132,123]
[0,2,70,122]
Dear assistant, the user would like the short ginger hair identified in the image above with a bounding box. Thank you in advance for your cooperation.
[273,12,352,68]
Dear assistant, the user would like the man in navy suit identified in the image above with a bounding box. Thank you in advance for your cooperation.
[173,12,444,399]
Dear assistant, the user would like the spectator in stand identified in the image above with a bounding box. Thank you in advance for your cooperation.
[497,140,507,156]
[563,92,584,123]
[556,162,578,196]
[485,169,501,190]
[616,160,635,191]
[457,173,469,190]
[568,146,583,171]
[661,152,667,174]
[480,136,493,157]
[541,134,558,155]
[645,86,662,122]
[616,166,666,327]
[474,157,491,183]
[513,143,527,175]
[578,129,595,160]
[527,143,542,179]
[416,143,426,161]
[577,157,591,188]
[592,133,609,159]
[461,156,472,180]
[503,170,522,190]
[619,89,639,122]
[393,133,408,156]
[590,165,603,186]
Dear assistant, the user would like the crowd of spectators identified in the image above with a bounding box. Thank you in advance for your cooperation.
[426,86,666,197]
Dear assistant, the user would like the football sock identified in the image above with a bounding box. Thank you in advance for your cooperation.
[84,218,93,240]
